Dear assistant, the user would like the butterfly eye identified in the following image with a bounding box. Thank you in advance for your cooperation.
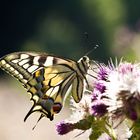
[53,103,62,114]
[78,56,89,64]
[82,56,89,62]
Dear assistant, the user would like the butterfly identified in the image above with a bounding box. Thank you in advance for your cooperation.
[0,52,92,123]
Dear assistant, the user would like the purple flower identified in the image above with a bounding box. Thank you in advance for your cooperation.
[95,82,106,93]
[128,108,138,121]
[56,121,75,135]
[97,66,109,81]
[91,91,98,101]
[56,60,139,139]
[118,63,133,74]
[91,100,107,117]
[92,82,106,103]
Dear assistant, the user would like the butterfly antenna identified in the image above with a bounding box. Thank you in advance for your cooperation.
[32,114,44,130]
[84,45,99,56]
[87,73,96,79]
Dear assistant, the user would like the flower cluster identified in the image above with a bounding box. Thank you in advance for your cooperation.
[56,60,140,140]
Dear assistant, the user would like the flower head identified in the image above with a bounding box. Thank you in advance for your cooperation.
[56,121,75,135]
[103,62,140,120]
[91,100,108,117]
[95,82,106,93]
[97,65,109,80]
[70,94,92,122]
[56,59,140,140]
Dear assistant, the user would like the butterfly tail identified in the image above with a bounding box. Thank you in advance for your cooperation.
[24,105,36,122]
[32,114,44,130]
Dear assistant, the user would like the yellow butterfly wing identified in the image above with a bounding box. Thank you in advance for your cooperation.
[0,52,90,122]
[25,64,76,121]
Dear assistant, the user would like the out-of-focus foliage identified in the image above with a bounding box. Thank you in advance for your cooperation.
[1,1,140,140]
[1,0,140,61]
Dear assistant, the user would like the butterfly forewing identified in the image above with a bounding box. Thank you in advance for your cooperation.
[0,52,90,122]
[0,52,75,83]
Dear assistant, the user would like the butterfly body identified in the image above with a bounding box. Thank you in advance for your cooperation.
[0,52,90,121]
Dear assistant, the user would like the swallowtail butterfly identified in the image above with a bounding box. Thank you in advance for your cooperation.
[0,52,91,122]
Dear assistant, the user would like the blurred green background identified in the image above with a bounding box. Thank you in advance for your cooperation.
[1,0,140,140]
[1,0,140,62]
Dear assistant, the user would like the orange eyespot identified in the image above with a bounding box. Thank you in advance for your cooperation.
[53,103,62,114]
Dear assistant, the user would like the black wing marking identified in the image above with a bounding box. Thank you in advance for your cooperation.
[0,52,89,122]
[71,76,84,103]
[0,52,75,85]
[23,64,76,121]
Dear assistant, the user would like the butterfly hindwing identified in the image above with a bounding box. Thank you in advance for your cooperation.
[71,77,84,103]
[24,64,77,120]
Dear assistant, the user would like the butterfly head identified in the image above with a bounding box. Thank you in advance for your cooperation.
[78,56,90,72]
